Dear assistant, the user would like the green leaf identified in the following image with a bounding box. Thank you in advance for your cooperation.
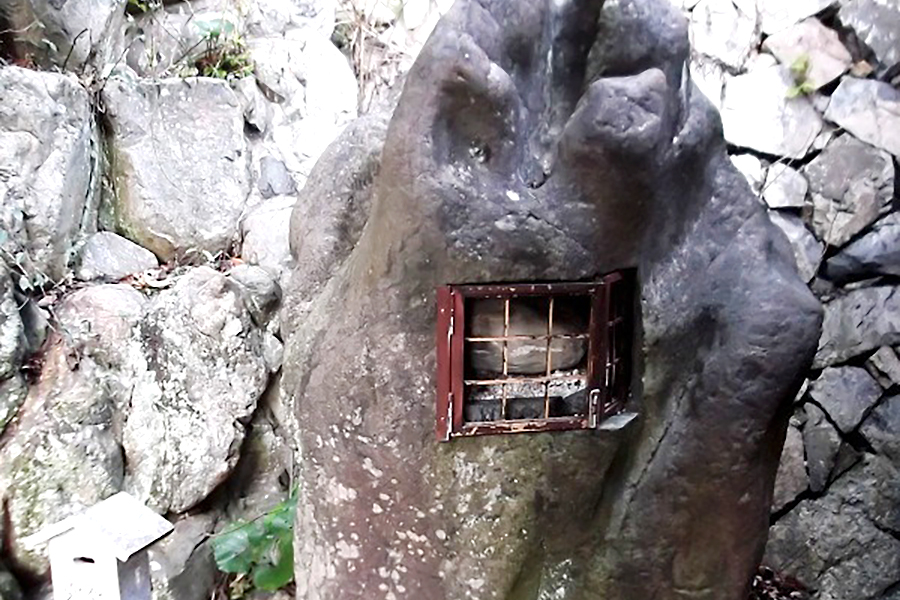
[251,535,294,591]
[790,54,811,80]
[212,526,254,574]
[212,486,299,591]
[195,18,236,38]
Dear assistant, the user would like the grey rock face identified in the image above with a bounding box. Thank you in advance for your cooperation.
[240,196,295,282]
[249,34,358,188]
[803,403,841,493]
[282,1,822,598]
[244,0,336,40]
[825,78,900,158]
[0,266,23,382]
[825,214,900,283]
[756,0,834,34]
[689,0,757,70]
[861,394,900,463]
[76,231,159,281]
[867,347,900,389]
[258,156,297,199]
[816,286,900,368]
[28,0,127,72]
[809,366,883,433]
[0,265,275,571]
[721,66,823,159]
[731,154,765,196]
[102,76,251,261]
[772,424,808,512]
[690,57,727,111]
[0,67,99,281]
[763,163,808,210]
[125,267,269,513]
[805,134,894,248]
[147,513,219,600]
[0,285,141,572]
[766,457,900,599]
[227,263,282,328]
[839,0,900,72]
[762,19,852,90]
[0,373,26,435]
[768,211,823,283]
[288,113,389,307]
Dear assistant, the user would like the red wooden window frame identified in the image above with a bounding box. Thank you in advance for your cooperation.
[435,271,634,441]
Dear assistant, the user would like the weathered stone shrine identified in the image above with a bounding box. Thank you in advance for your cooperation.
[282,0,822,598]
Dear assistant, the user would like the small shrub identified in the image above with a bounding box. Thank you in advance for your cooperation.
[786,54,815,98]
[211,488,298,598]
[191,18,253,80]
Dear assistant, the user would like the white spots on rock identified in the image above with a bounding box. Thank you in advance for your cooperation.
[435,529,447,541]
[494,215,517,231]
[372,503,384,514]
[505,190,521,202]
[484,485,503,512]
[467,578,486,591]
[335,540,360,559]
[324,478,358,504]
[363,457,384,478]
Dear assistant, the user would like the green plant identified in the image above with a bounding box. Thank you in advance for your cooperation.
[786,54,815,98]
[191,18,253,80]
[211,488,298,598]
[126,0,160,14]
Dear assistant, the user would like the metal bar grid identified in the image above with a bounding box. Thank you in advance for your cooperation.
[463,295,588,408]
[463,375,587,386]
[543,297,555,418]
[436,271,635,441]
[500,298,510,419]
[463,334,589,342]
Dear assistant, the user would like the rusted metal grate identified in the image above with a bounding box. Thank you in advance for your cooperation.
[435,272,635,441]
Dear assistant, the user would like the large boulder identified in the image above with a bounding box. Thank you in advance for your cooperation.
[825,214,900,283]
[124,267,270,513]
[0,285,142,572]
[825,79,900,158]
[761,18,851,90]
[805,134,894,248]
[688,0,756,70]
[861,394,900,464]
[281,1,822,599]
[102,76,252,261]
[816,286,900,368]
[809,367,883,434]
[75,231,159,281]
[721,66,823,159]
[0,67,99,282]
